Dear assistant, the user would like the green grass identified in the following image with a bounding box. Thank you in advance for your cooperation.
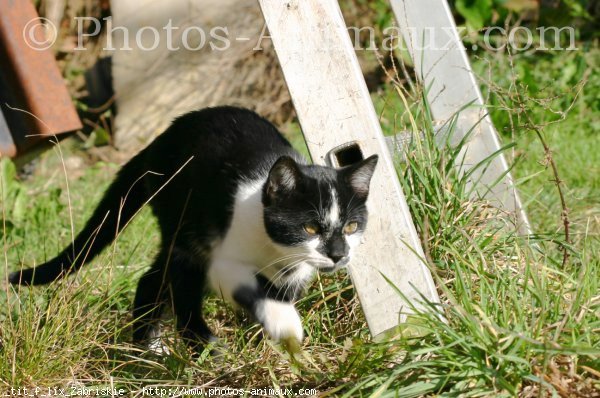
[1,43,598,397]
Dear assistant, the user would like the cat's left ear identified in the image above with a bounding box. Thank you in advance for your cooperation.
[343,154,378,198]
[265,156,303,203]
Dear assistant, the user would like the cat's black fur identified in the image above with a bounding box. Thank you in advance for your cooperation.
[9,106,378,350]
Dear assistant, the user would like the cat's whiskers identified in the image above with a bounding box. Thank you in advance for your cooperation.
[254,253,314,293]
[269,254,335,299]
[254,252,310,276]
[264,255,308,281]
[278,256,331,300]
[268,260,302,289]
[279,263,309,301]
[263,259,308,298]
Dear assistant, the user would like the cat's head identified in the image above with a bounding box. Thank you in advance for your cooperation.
[262,154,378,272]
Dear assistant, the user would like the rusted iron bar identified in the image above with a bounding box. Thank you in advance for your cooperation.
[0,0,81,156]
[0,110,15,157]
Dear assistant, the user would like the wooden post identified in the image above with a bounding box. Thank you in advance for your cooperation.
[390,0,531,234]
[258,0,439,338]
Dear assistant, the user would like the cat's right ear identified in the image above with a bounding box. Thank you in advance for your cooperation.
[265,156,302,204]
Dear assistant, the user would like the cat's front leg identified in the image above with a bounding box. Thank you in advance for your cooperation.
[234,286,304,343]
[255,297,304,342]
[208,259,304,342]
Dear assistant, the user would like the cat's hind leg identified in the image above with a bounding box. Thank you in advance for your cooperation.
[132,255,169,353]
[168,252,214,352]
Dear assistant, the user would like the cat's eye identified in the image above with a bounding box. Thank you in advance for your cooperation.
[344,221,358,235]
[304,223,320,235]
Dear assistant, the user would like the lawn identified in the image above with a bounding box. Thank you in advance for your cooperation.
[1,16,599,398]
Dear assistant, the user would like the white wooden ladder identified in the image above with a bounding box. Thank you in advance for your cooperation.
[258,0,530,338]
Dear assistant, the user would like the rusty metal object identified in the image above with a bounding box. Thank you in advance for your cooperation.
[0,0,81,157]
[0,110,15,157]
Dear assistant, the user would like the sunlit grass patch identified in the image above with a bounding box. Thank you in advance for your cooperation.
[1,44,598,396]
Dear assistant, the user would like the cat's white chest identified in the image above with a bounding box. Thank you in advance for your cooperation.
[216,179,277,264]
[207,179,313,302]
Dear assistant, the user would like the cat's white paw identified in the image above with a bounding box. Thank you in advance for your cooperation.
[146,325,170,356]
[258,299,304,343]
[148,338,170,356]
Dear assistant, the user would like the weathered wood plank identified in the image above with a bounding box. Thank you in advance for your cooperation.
[258,0,440,337]
[390,0,531,234]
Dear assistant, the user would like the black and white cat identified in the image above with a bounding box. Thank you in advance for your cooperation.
[9,106,378,350]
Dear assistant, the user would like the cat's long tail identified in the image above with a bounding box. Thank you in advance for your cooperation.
[9,152,149,286]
